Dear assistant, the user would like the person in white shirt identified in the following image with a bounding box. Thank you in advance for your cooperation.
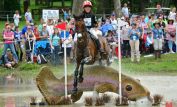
[13,10,21,27]
[25,8,33,23]
[121,3,129,19]
[168,7,176,20]
[46,19,54,37]
[110,13,118,32]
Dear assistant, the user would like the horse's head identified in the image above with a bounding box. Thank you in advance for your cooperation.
[74,15,86,34]
[74,15,88,47]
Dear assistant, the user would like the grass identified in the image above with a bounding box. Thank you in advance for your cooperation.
[0,53,177,78]
[120,53,177,75]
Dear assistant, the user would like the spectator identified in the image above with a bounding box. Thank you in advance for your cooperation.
[38,18,44,33]
[25,26,35,63]
[168,7,176,20]
[165,19,176,53]
[13,10,21,27]
[140,15,149,54]
[2,25,18,63]
[2,22,10,35]
[62,9,69,21]
[136,19,144,53]
[106,30,117,59]
[10,23,15,32]
[148,14,156,29]
[122,3,129,19]
[3,49,17,69]
[60,26,73,63]
[145,30,154,54]
[40,24,49,41]
[158,16,166,33]
[110,13,117,32]
[49,28,61,65]
[156,4,163,17]
[47,19,54,37]
[34,23,40,41]
[128,23,141,62]
[152,22,164,59]
[14,26,23,61]
[121,24,130,57]
[130,15,138,25]
[25,8,33,23]
[100,19,113,36]
[21,22,31,61]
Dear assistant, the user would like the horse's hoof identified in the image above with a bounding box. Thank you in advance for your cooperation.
[71,90,83,103]
[78,77,84,83]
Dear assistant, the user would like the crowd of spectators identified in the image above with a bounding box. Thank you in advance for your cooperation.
[0,4,177,68]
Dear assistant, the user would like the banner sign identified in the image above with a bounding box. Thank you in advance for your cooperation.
[42,9,59,22]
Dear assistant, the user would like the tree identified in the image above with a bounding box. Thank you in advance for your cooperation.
[4,0,20,11]
[72,0,85,15]
[113,0,121,17]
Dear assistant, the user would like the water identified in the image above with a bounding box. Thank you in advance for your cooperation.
[0,74,177,107]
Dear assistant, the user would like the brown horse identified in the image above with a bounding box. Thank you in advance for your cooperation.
[73,16,111,93]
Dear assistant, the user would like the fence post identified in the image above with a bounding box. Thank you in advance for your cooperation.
[7,14,9,22]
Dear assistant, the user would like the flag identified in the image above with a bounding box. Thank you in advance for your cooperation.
[55,22,67,30]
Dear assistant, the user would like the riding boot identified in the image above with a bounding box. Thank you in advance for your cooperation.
[95,39,104,53]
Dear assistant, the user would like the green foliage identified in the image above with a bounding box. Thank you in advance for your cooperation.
[91,0,98,13]
[4,0,20,11]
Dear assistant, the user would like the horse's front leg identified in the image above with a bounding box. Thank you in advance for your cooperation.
[73,62,80,93]
[78,59,85,83]
[79,56,92,83]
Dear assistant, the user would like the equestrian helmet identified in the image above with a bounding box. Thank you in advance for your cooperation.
[83,0,92,8]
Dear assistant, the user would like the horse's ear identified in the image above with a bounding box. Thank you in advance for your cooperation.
[73,14,79,20]
[73,15,83,21]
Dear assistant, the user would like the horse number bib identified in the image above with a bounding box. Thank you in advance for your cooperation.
[84,18,91,27]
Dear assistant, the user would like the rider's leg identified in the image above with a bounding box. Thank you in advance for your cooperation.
[95,39,105,54]
[88,31,104,53]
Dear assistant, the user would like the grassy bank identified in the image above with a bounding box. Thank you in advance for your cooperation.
[0,53,177,78]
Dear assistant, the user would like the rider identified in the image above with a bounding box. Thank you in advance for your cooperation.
[79,0,103,53]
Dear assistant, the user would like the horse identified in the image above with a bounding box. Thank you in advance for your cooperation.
[73,16,111,93]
